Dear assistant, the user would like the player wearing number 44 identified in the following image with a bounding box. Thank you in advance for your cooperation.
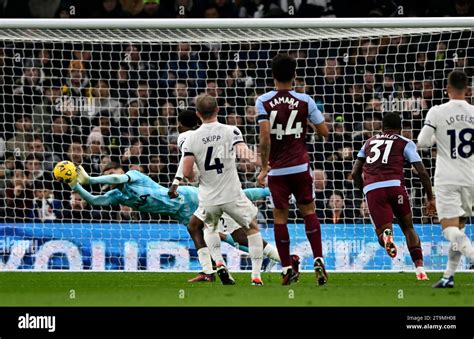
[417,70,474,288]
[68,162,294,282]
[352,112,436,281]
[256,54,329,286]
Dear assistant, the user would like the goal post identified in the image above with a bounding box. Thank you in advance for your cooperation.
[0,18,472,272]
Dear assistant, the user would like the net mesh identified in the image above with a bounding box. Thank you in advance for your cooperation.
[0,25,473,271]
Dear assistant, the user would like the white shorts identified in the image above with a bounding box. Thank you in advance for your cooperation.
[193,193,258,231]
[435,185,474,220]
[217,213,241,234]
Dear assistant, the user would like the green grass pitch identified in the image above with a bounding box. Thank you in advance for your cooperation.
[0,272,473,307]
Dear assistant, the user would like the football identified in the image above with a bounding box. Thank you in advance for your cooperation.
[53,161,77,184]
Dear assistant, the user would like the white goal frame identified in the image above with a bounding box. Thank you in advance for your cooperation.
[1,17,474,29]
[0,17,473,273]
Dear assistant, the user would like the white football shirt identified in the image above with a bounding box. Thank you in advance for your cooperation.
[175,130,200,183]
[177,130,193,153]
[423,99,474,186]
[182,121,244,206]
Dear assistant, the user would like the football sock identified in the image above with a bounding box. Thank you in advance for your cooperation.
[304,214,323,258]
[444,228,465,278]
[274,223,291,267]
[443,226,474,260]
[408,245,423,267]
[263,243,280,262]
[444,242,462,278]
[406,230,423,267]
[197,247,213,274]
[203,227,224,265]
[247,233,264,280]
[223,234,249,252]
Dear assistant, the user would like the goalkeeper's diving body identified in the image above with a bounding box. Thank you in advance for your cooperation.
[70,162,297,282]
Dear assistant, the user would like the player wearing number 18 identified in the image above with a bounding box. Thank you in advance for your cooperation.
[417,70,474,288]
[256,54,329,285]
[352,112,435,281]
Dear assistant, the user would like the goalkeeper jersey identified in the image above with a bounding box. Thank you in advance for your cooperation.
[92,170,269,226]
[102,170,199,225]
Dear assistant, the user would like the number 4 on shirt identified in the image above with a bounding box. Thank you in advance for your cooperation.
[205,146,224,174]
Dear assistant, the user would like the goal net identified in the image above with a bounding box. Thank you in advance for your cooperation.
[0,19,472,272]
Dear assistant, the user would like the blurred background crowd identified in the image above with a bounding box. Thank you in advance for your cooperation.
[0,7,473,225]
[0,0,473,19]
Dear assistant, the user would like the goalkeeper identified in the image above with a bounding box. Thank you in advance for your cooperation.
[69,162,294,282]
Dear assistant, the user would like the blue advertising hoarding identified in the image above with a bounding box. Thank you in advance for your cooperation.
[0,222,472,271]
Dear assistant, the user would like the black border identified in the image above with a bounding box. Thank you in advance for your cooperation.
[1,306,473,338]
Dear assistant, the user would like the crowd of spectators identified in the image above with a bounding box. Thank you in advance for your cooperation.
[0,0,473,19]
[0,26,472,224]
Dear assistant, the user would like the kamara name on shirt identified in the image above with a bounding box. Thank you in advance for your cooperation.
[269,96,300,108]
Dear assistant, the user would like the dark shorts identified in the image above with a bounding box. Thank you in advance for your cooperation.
[365,185,412,229]
[268,169,314,209]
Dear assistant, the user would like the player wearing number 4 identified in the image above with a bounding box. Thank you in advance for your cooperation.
[256,54,329,285]
[352,112,435,281]
[181,94,265,286]
[168,109,300,280]
[417,70,474,288]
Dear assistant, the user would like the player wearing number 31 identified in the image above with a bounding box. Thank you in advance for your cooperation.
[417,70,474,288]
[256,54,329,286]
[352,112,435,281]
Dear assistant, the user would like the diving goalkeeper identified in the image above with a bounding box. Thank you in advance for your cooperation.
[69,162,298,282]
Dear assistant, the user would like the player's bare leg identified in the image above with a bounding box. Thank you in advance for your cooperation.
[398,213,428,280]
[242,219,264,286]
[434,217,469,288]
[186,216,215,283]
[376,224,398,258]
[274,208,301,285]
[299,202,327,286]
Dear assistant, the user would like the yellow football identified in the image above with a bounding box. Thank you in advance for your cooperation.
[53,161,77,184]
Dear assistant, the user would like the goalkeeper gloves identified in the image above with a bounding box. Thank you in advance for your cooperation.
[76,165,90,185]
[68,176,78,189]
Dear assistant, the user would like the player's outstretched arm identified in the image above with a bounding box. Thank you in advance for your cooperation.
[351,158,365,193]
[77,165,131,186]
[71,183,117,206]
[412,162,436,216]
[243,187,270,202]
